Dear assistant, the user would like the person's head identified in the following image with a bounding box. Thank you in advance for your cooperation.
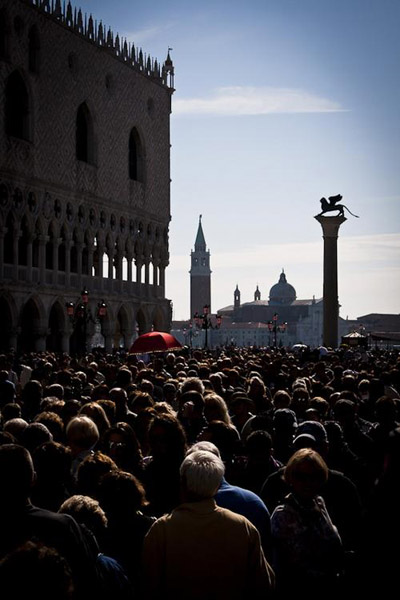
[44,383,64,400]
[148,413,187,460]
[98,469,148,516]
[76,451,117,498]
[129,391,154,413]
[197,420,239,462]
[179,390,205,418]
[22,422,53,453]
[273,390,292,409]
[115,367,133,388]
[203,393,231,425]
[59,494,108,542]
[32,441,72,485]
[1,402,21,421]
[247,376,266,397]
[332,399,357,427]
[284,448,329,500]
[3,418,28,443]
[34,411,64,443]
[78,402,111,436]
[0,444,35,505]
[186,441,221,458]
[180,376,205,397]
[109,387,128,406]
[245,430,273,462]
[180,450,225,501]
[66,416,99,455]
[292,420,329,456]
[101,422,142,469]
[0,541,74,600]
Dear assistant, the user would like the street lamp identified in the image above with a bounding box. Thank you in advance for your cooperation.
[267,313,287,348]
[193,305,222,349]
[65,290,94,356]
[81,289,89,354]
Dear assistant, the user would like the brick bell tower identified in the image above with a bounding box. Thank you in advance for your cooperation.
[190,215,211,318]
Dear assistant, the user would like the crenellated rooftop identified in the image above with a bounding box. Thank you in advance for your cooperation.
[23,0,175,89]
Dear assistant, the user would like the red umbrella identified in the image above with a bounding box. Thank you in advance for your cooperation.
[129,331,182,354]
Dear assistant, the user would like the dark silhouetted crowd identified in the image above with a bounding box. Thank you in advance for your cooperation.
[0,344,399,599]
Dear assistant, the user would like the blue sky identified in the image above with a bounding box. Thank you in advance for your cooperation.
[76,0,400,320]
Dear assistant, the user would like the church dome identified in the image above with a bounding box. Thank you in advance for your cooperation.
[269,270,296,305]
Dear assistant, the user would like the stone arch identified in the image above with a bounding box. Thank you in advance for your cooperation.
[114,303,132,349]
[4,69,32,141]
[152,306,166,332]
[18,294,46,353]
[135,307,148,336]
[46,299,66,352]
[0,293,18,351]
[76,101,96,164]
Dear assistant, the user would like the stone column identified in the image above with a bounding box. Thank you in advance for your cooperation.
[13,230,21,280]
[76,241,83,288]
[0,228,6,280]
[65,236,72,287]
[315,215,346,348]
[153,261,159,287]
[52,237,61,285]
[135,260,143,284]
[159,263,166,291]
[144,259,150,286]
[87,243,94,278]
[38,235,49,284]
[126,254,133,283]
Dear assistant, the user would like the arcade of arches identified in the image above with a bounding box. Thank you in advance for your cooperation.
[0,181,171,355]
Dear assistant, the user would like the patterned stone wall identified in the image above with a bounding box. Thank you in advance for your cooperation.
[0,0,174,353]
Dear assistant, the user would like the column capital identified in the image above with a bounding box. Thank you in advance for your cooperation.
[314,215,347,238]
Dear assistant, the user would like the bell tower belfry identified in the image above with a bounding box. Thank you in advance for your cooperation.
[190,215,211,317]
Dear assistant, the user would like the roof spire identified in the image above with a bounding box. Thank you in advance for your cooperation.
[194,215,206,251]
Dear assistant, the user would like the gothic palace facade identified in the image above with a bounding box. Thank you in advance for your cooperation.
[0,0,174,353]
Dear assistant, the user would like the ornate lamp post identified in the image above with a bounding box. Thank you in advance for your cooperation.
[267,313,287,348]
[66,289,101,356]
[193,304,222,349]
[81,289,89,354]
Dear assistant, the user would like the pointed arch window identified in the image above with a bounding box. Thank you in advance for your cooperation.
[28,25,40,73]
[129,128,144,182]
[5,71,31,140]
[76,102,95,164]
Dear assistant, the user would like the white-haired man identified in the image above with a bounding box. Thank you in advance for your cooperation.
[141,450,274,599]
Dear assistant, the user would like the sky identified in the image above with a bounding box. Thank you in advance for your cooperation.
[76,0,400,321]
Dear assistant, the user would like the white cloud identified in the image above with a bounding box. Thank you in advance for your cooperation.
[173,86,346,116]
[167,233,400,319]
[168,233,400,271]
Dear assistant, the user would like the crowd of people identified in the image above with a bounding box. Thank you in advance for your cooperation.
[0,343,399,598]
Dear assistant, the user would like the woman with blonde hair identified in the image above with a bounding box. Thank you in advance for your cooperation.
[203,392,233,426]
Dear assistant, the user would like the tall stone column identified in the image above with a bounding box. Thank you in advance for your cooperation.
[315,215,346,348]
